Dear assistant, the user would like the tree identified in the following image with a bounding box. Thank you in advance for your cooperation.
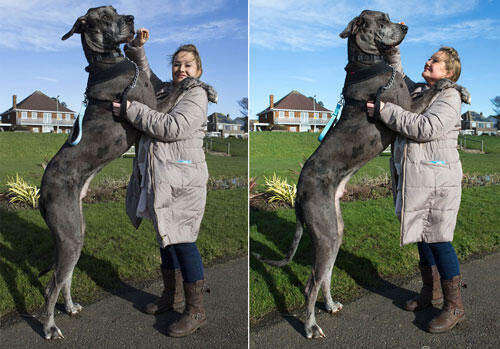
[237,97,248,117]
[491,96,500,115]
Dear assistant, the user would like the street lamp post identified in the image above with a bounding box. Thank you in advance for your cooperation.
[56,95,60,133]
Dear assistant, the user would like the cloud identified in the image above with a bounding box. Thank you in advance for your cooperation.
[290,75,316,83]
[35,76,59,83]
[250,0,487,51]
[0,0,234,51]
[151,19,247,44]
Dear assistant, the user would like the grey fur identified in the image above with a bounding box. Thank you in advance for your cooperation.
[38,6,192,340]
[253,10,454,339]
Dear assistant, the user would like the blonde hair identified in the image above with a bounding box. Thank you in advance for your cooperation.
[438,46,461,82]
[170,44,203,77]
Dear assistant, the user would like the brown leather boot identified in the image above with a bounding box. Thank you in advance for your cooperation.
[144,268,185,315]
[404,265,443,311]
[167,280,208,337]
[428,275,466,333]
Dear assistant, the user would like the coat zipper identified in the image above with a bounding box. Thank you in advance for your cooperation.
[400,142,408,246]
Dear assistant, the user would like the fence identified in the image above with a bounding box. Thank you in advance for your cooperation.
[205,138,231,155]
[459,135,484,153]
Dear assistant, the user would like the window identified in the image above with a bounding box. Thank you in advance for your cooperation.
[31,111,37,119]
[43,113,51,123]
[57,113,62,120]
[33,127,39,133]
[314,112,319,119]
[279,111,284,118]
[65,113,71,120]
[322,113,327,119]
[21,111,27,119]
[289,111,294,118]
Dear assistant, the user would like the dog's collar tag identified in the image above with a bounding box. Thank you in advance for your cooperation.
[318,96,344,142]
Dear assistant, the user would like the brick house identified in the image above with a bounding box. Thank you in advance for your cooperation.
[256,90,334,132]
[461,111,498,136]
[1,91,75,133]
[207,112,246,138]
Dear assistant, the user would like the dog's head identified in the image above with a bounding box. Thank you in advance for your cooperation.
[62,6,135,53]
[339,10,407,55]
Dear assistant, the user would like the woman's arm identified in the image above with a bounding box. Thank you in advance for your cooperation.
[377,88,461,142]
[123,86,208,142]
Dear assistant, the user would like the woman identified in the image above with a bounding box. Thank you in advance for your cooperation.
[112,29,216,337]
[366,46,468,333]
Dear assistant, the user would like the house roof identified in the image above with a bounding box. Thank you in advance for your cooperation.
[257,90,332,115]
[209,112,242,125]
[1,90,74,115]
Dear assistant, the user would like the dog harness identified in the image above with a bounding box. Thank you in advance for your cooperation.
[68,58,139,146]
[318,62,396,142]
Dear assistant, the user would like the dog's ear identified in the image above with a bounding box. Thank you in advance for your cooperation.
[339,15,364,38]
[62,15,87,40]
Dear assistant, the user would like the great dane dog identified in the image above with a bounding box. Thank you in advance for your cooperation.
[39,6,211,340]
[253,10,467,339]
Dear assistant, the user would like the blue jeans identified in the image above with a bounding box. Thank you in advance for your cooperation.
[160,242,204,283]
[417,241,460,280]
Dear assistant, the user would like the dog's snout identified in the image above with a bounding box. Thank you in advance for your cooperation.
[401,24,408,33]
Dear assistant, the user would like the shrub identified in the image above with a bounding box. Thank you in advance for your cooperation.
[6,174,40,208]
[264,173,296,207]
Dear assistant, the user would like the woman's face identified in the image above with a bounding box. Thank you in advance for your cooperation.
[172,51,201,84]
[422,51,452,86]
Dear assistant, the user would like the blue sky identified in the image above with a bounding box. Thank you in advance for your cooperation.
[250,0,500,120]
[0,0,248,119]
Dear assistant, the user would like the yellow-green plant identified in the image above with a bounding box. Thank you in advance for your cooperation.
[6,174,40,208]
[264,173,296,207]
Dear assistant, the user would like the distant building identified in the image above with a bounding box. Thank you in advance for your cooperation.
[207,112,247,138]
[255,90,334,132]
[0,91,75,133]
[461,111,497,136]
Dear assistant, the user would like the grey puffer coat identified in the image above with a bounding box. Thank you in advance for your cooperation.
[123,44,216,247]
[380,49,467,246]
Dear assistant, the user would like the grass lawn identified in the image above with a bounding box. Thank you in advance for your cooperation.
[250,132,500,189]
[0,188,247,316]
[250,184,500,321]
[0,133,247,190]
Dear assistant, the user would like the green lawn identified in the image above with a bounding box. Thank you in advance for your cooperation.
[250,184,500,321]
[250,132,500,189]
[0,188,247,316]
[0,132,248,316]
[0,133,247,190]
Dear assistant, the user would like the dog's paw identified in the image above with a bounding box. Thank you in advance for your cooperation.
[326,301,343,314]
[66,303,82,316]
[44,325,64,340]
[433,78,455,91]
[305,324,326,339]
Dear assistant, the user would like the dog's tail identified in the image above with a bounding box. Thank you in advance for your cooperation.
[252,206,305,267]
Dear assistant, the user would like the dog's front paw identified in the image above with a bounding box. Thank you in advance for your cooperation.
[433,78,455,91]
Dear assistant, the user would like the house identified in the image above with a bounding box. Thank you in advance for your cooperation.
[0,91,76,133]
[256,90,334,132]
[461,111,498,136]
[207,112,247,138]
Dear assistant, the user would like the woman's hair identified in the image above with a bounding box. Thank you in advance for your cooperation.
[170,44,203,77]
[438,46,461,82]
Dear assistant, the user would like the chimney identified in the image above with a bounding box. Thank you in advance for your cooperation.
[12,95,17,109]
[270,94,274,109]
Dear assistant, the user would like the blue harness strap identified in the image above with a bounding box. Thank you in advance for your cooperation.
[318,97,344,142]
[67,100,87,146]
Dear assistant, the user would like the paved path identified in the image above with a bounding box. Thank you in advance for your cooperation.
[0,257,248,349]
[251,252,500,348]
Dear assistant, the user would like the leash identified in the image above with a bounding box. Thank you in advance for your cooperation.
[318,95,344,142]
[318,62,396,143]
[67,58,139,146]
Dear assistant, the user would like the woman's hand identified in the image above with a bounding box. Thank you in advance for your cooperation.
[366,100,385,118]
[112,100,131,117]
[130,28,149,47]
